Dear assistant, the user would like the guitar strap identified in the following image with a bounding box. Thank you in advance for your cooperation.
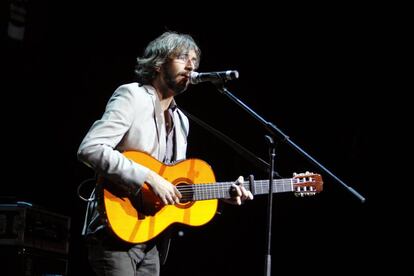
[177,106,280,178]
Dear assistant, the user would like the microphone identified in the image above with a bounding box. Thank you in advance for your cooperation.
[190,70,239,84]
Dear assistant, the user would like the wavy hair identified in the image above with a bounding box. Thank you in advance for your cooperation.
[134,31,201,85]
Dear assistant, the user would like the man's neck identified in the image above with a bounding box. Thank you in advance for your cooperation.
[152,78,175,111]
[152,87,173,112]
[158,94,174,111]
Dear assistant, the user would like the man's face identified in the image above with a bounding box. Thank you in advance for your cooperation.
[161,49,199,95]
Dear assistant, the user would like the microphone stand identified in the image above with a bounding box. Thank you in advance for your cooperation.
[212,81,366,276]
[264,135,275,276]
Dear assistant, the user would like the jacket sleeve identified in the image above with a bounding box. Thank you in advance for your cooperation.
[77,85,149,192]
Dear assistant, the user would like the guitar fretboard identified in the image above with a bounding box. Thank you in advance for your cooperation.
[178,178,294,201]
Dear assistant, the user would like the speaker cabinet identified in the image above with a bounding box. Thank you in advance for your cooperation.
[0,203,71,255]
[0,203,70,275]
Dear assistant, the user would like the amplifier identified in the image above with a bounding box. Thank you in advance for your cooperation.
[0,202,71,255]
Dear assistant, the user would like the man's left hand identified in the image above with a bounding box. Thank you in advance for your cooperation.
[222,176,254,205]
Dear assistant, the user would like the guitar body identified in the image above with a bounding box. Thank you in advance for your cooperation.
[101,151,218,243]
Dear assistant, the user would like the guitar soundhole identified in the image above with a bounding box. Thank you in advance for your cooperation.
[176,183,194,204]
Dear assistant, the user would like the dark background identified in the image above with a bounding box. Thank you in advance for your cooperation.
[1,1,400,275]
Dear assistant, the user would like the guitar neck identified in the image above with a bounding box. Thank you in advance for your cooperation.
[178,178,294,201]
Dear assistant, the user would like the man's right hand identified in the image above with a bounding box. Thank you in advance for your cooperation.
[145,170,182,205]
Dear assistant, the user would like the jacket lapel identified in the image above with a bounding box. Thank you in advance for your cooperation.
[148,87,166,161]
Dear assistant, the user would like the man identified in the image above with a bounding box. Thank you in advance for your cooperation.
[77,31,253,276]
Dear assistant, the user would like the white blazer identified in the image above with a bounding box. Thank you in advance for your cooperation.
[77,82,189,188]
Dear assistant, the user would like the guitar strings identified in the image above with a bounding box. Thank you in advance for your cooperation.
[174,179,296,200]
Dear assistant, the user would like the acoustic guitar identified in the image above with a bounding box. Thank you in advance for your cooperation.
[98,151,323,243]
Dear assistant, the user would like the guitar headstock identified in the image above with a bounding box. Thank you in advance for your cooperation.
[292,172,323,197]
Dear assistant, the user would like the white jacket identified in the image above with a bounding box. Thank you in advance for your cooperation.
[77,82,189,189]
